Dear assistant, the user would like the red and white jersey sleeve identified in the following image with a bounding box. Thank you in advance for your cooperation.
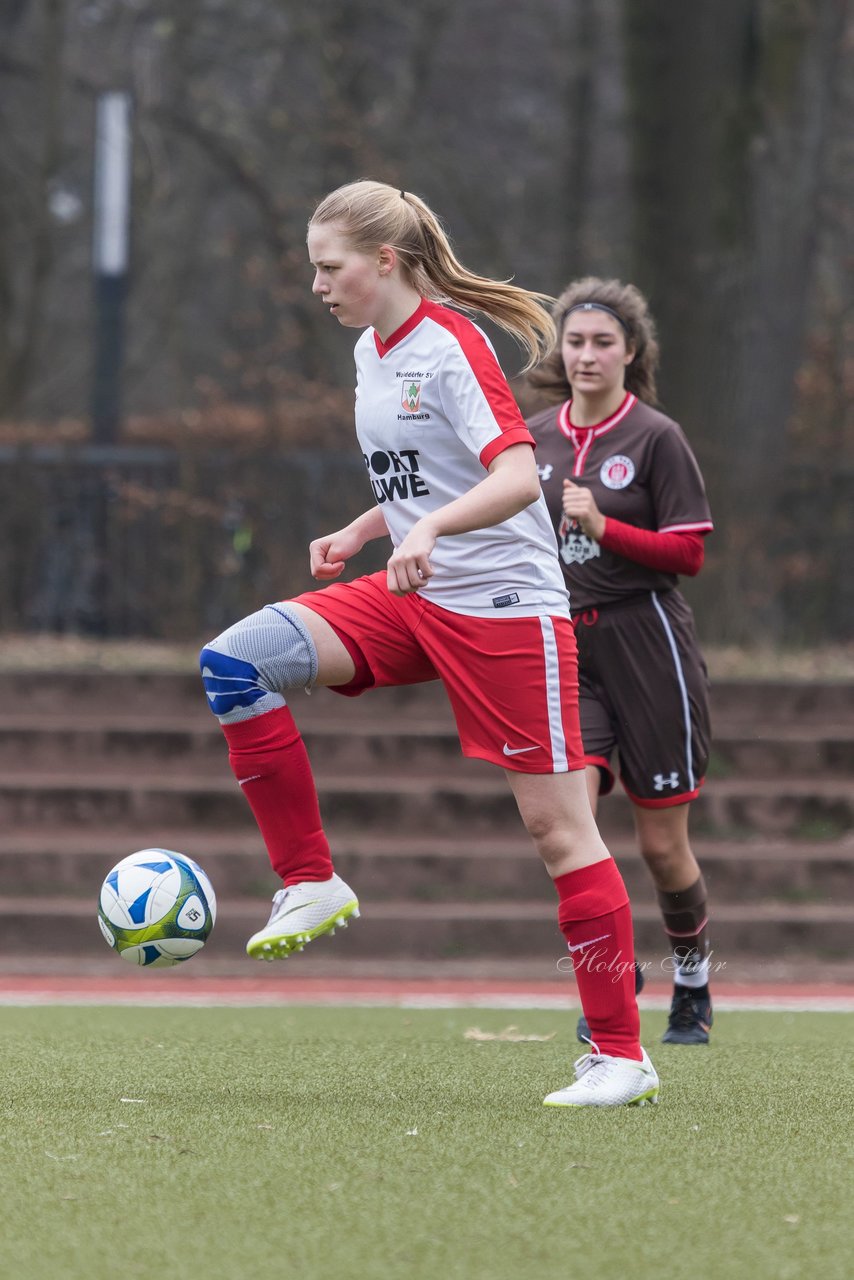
[352,299,569,619]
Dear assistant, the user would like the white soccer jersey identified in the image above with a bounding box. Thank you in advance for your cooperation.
[353,299,570,619]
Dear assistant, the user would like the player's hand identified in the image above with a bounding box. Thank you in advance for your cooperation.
[309,527,363,580]
[562,481,606,541]
[386,521,437,596]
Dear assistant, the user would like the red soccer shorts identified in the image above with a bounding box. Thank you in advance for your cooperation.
[290,572,584,775]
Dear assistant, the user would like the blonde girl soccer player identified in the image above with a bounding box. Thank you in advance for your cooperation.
[200,182,659,1108]
[527,278,715,1046]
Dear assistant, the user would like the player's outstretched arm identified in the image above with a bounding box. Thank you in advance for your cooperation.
[310,506,390,580]
[423,442,541,538]
[386,443,541,596]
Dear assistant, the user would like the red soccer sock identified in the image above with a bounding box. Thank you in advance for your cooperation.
[221,705,334,886]
[555,859,641,1060]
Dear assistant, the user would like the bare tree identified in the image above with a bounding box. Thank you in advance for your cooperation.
[0,0,852,640]
[625,0,849,641]
[0,0,66,413]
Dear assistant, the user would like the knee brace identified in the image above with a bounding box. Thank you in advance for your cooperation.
[200,604,319,723]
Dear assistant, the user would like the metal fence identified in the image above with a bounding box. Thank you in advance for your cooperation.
[0,444,383,639]
[0,445,851,644]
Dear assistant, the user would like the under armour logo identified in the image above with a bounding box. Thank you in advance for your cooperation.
[653,772,680,791]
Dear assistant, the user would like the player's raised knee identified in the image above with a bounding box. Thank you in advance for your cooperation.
[199,642,270,719]
[200,604,318,721]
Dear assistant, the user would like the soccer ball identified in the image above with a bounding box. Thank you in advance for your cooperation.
[98,849,217,967]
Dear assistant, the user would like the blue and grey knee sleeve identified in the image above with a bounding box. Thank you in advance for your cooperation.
[200,604,319,725]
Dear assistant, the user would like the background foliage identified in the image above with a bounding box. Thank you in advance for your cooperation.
[0,0,851,643]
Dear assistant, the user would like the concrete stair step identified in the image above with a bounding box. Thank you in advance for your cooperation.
[1,831,851,905]
[688,777,853,840]
[709,728,854,777]
[707,680,854,721]
[0,715,474,776]
[2,895,852,962]
[0,674,450,719]
[2,715,853,779]
[4,665,849,973]
[0,773,850,839]
[6,671,854,721]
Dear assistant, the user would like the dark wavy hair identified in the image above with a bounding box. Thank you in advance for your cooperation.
[527,277,660,404]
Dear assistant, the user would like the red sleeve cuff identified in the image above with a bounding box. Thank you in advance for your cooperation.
[479,427,535,469]
[600,519,705,575]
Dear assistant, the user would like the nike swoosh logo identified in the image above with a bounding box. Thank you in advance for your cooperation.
[276,900,321,919]
[237,775,262,787]
[502,744,539,757]
[567,932,612,954]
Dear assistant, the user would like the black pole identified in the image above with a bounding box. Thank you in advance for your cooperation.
[88,91,133,632]
[92,272,128,444]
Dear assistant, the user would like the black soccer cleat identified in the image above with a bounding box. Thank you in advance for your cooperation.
[576,960,645,1044]
[661,985,713,1045]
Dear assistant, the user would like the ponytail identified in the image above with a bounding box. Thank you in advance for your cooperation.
[310,180,555,371]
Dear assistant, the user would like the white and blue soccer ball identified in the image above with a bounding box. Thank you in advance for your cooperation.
[98,849,217,967]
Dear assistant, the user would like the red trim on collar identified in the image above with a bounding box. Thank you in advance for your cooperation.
[373,299,428,357]
[558,392,638,477]
[557,391,637,441]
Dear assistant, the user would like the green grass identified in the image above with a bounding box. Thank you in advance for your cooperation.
[1,1007,852,1280]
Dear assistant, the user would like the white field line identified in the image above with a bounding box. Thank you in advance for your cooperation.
[1,993,854,1011]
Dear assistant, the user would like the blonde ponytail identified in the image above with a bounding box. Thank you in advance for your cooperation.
[310,180,555,371]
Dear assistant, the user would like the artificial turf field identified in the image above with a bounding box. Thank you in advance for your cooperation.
[2,1006,852,1280]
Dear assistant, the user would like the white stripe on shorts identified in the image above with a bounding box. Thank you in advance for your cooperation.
[651,591,696,791]
[539,616,568,772]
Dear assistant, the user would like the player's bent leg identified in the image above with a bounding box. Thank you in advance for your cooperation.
[574,766,645,1043]
[200,602,356,720]
[632,802,699,893]
[583,763,602,819]
[200,603,359,958]
[505,769,609,879]
[506,770,658,1100]
[634,804,713,1044]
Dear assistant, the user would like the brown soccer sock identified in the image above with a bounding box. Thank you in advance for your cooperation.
[656,874,710,989]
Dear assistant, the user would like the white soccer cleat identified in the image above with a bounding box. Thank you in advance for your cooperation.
[246,874,359,959]
[543,1047,660,1108]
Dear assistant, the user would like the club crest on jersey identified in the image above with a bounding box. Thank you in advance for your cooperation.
[401,381,422,413]
[600,454,635,489]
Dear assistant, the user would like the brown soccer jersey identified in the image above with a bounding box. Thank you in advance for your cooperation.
[527,394,713,610]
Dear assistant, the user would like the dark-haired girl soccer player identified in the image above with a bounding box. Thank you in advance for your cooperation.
[200,183,659,1106]
[527,277,715,1045]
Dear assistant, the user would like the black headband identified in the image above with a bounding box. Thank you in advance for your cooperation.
[564,301,631,337]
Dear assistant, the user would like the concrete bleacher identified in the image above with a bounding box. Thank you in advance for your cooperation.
[1,670,852,983]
